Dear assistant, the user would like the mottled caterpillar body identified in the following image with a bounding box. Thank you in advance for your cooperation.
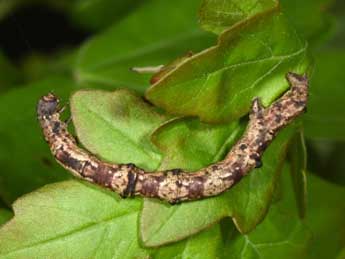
[37,72,308,203]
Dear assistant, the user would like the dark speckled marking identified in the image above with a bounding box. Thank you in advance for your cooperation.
[171,168,183,175]
[81,160,91,176]
[52,121,60,134]
[125,163,136,169]
[37,72,308,203]
[274,102,282,110]
[294,100,306,108]
[232,167,243,182]
[257,141,268,152]
[91,164,114,186]
[122,171,138,197]
[175,180,183,188]
[211,165,219,171]
[274,114,282,123]
[141,177,159,197]
[250,153,262,168]
[55,149,83,172]
[188,176,204,199]
[239,144,247,150]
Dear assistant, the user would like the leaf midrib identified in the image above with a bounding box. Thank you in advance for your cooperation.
[82,105,162,163]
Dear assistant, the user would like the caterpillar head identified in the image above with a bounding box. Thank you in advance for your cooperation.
[37,93,59,118]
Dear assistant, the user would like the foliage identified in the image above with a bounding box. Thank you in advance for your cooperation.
[0,0,344,258]
[146,2,309,123]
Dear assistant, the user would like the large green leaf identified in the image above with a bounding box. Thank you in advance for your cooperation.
[151,117,245,170]
[68,0,144,31]
[146,7,309,123]
[0,77,76,204]
[221,171,345,259]
[327,2,345,49]
[153,223,222,259]
[222,166,312,259]
[280,0,336,47]
[21,49,77,82]
[0,173,341,258]
[305,174,345,259]
[199,0,277,34]
[75,0,214,94]
[337,248,345,259]
[0,180,227,258]
[0,181,150,259]
[140,126,295,247]
[199,0,336,47]
[307,140,345,186]
[0,51,22,91]
[303,50,345,140]
[70,89,172,171]
[288,129,307,218]
[224,217,310,258]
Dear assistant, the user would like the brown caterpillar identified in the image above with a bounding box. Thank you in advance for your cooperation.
[37,72,308,204]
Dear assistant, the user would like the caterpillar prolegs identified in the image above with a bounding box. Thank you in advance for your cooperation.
[37,72,308,203]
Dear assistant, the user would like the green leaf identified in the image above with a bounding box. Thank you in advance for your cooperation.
[146,8,309,123]
[0,181,150,259]
[0,180,224,258]
[70,89,172,171]
[75,0,215,94]
[327,2,345,49]
[0,208,12,226]
[303,50,345,140]
[21,49,77,82]
[1,174,341,258]
[0,77,75,203]
[307,140,345,186]
[68,0,144,31]
[151,117,245,170]
[288,130,307,218]
[153,223,222,259]
[140,125,295,247]
[222,166,312,259]
[337,248,345,259]
[199,0,278,34]
[0,51,22,91]
[305,174,345,259]
[280,0,336,47]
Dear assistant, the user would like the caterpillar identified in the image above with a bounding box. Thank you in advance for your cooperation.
[37,72,308,204]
